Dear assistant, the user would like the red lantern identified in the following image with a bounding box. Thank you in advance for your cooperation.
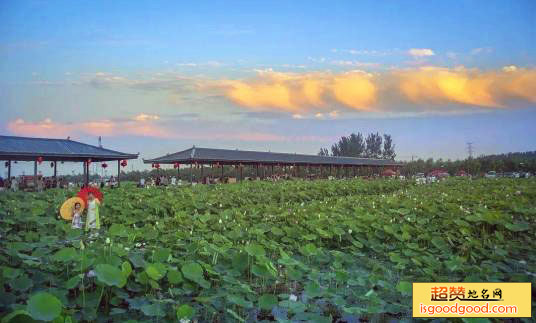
[151,163,155,168]
[120,160,127,167]
[37,156,43,164]
[155,163,160,169]
[86,158,92,165]
[101,163,108,169]
[173,162,180,169]
[4,161,8,167]
[50,162,54,168]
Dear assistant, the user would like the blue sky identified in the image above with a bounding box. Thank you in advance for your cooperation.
[1,0,535,175]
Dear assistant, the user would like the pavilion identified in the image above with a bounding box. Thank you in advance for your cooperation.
[143,146,402,182]
[0,135,138,187]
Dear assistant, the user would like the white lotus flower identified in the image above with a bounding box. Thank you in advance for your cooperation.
[155,221,159,225]
[87,270,96,278]
[289,294,298,302]
[105,238,111,244]
[348,229,352,234]
[219,219,222,224]
[124,247,130,251]
[180,319,191,323]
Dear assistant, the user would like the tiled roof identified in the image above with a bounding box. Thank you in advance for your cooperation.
[0,135,138,161]
[144,146,401,167]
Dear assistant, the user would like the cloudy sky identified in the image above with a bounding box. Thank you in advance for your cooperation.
[1,0,535,173]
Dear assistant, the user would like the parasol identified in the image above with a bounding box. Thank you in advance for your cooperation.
[60,197,85,220]
[77,186,103,206]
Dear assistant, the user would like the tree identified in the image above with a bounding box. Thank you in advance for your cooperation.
[328,133,365,157]
[320,132,395,159]
[382,134,396,160]
[365,133,383,158]
[318,148,329,156]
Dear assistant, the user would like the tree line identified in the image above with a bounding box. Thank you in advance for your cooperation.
[401,151,536,175]
[318,132,396,160]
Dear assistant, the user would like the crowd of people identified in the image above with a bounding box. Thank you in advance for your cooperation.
[0,175,73,192]
[138,175,182,188]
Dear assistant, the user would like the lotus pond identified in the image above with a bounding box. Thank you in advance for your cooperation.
[0,178,535,322]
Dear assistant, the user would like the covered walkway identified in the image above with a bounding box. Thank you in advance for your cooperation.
[144,146,402,183]
[1,135,138,188]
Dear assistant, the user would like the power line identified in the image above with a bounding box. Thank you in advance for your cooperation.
[466,142,474,158]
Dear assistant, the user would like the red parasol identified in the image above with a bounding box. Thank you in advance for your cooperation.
[77,186,103,205]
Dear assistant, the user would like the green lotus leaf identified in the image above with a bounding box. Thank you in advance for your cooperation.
[26,292,62,322]
[176,304,195,319]
[258,294,278,310]
[94,264,127,288]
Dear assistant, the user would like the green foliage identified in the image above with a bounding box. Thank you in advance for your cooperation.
[26,292,62,321]
[0,178,535,321]
[94,264,127,288]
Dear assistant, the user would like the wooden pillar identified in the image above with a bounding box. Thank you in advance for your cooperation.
[177,165,180,179]
[117,160,121,187]
[239,165,243,182]
[85,162,89,187]
[34,161,38,188]
[353,165,356,177]
[201,164,204,183]
[256,164,260,178]
[7,160,11,179]
[190,163,193,184]
[53,161,57,179]
[220,164,224,182]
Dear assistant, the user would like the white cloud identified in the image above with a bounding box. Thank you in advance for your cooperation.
[328,110,339,118]
[134,113,160,121]
[470,47,493,55]
[330,60,380,68]
[408,48,435,57]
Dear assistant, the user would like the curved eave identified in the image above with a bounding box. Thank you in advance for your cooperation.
[143,157,402,167]
[0,152,139,162]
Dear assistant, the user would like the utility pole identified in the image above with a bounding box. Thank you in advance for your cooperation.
[466,142,474,159]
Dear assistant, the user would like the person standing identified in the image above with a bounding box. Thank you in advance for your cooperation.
[85,192,101,236]
[71,202,83,229]
[11,177,18,192]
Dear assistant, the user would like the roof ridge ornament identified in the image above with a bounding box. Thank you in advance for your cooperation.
[190,146,196,159]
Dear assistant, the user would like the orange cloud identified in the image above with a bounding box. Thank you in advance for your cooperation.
[395,66,536,108]
[7,117,332,143]
[211,66,536,113]
[215,69,377,112]
[7,115,172,138]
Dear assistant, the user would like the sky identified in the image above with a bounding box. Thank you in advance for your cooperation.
[1,0,535,175]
